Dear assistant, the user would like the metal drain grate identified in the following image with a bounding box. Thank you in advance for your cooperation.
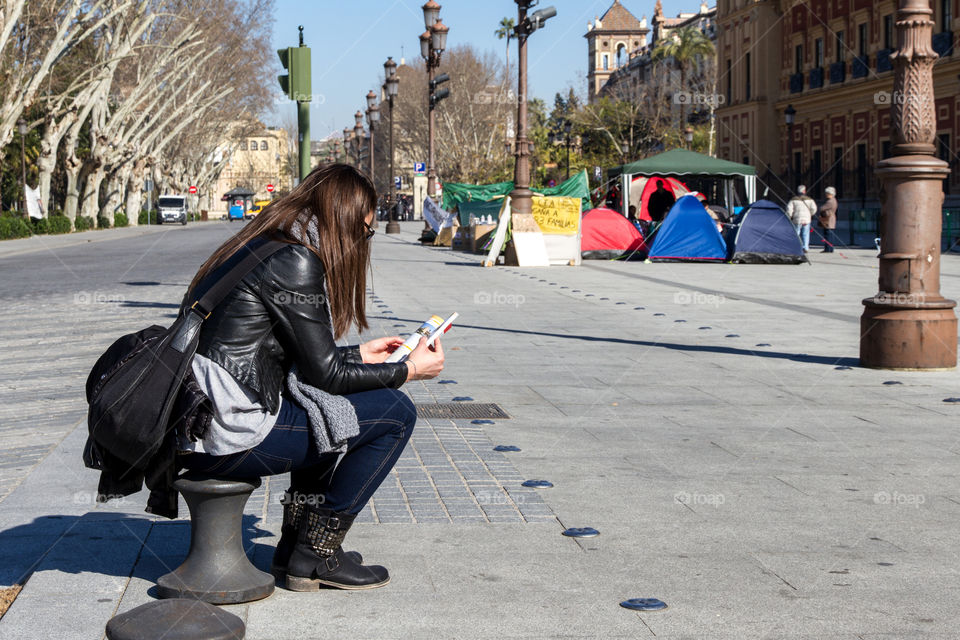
[415,403,510,420]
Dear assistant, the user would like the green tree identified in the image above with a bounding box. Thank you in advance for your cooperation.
[652,25,715,126]
[495,17,516,75]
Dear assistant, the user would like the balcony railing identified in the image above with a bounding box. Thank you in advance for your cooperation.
[789,72,803,94]
[877,48,893,72]
[933,31,954,57]
[852,56,869,79]
[829,61,846,84]
[809,67,824,89]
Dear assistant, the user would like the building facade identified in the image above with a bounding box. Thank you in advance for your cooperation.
[715,0,960,219]
[588,1,717,104]
[585,1,650,101]
[213,126,290,211]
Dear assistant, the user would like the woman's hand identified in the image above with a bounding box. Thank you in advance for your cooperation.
[405,337,444,381]
[359,336,404,364]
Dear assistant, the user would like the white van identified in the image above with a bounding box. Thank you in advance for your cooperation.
[157,194,188,225]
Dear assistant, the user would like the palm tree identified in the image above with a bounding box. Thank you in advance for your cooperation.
[652,25,715,127]
[495,17,516,74]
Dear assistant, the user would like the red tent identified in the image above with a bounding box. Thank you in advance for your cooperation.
[630,176,689,220]
[581,208,647,258]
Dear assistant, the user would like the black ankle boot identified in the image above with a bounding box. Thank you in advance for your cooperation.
[286,506,389,591]
[271,500,362,582]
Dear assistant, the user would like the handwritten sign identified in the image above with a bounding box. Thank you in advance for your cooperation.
[532,196,581,235]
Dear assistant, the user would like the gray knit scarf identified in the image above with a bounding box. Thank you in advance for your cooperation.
[283,214,360,453]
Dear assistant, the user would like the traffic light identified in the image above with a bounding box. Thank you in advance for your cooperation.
[429,72,450,110]
[277,46,311,102]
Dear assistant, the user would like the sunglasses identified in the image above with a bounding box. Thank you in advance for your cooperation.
[363,221,376,240]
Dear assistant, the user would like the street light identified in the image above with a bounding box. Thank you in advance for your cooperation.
[17,118,27,219]
[366,90,379,184]
[353,110,364,168]
[509,1,557,221]
[384,56,401,234]
[342,127,353,166]
[684,126,694,149]
[420,1,450,207]
[620,141,629,162]
[784,104,796,189]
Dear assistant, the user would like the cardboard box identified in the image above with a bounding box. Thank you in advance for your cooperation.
[467,223,497,253]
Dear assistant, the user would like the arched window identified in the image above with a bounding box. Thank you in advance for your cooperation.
[260,140,268,151]
[616,43,627,67]
[250,141,258,151]
[602,53,609,70]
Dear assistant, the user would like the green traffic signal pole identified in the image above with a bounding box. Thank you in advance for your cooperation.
[298,100,310,182]
[279,26,312,183]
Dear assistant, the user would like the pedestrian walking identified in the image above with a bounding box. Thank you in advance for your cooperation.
[785,185,817,252]
[817,186,839,253]
[178,163,445,591]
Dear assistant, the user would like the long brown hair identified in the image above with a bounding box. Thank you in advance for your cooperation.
[188,163,375,338]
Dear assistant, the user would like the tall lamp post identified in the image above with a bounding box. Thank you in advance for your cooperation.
[384,56,401,234]
[366,90,379,181]
[784,104,796,190]
[508,1,556,223]
[684,126,694,150]
[17,118,27,219]
[420,1,449,204]
[342,127,353,167]
[860,0,957,369]
[353,111,364,168]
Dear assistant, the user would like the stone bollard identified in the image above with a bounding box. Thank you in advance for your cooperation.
[157,475,274,605]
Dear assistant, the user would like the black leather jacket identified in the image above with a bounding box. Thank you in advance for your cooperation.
[186,235,408,413]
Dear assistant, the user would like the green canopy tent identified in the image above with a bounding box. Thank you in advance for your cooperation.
[442,170,593,213]
[609,149,756,217]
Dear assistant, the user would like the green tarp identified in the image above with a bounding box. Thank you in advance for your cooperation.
[609,149,756,179]
[442,170,593,212]
[457,199,503,226]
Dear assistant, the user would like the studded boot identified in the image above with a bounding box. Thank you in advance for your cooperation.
[271,500,362,582]
[286,506,390,591]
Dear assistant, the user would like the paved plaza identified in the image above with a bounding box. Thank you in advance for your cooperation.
[1,221,959,638]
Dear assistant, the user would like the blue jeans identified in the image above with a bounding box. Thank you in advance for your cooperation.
[794,222,810,251]
[180,388,416,515]
[821,228,838,252]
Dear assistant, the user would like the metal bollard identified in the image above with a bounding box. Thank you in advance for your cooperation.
[157,475,274,604]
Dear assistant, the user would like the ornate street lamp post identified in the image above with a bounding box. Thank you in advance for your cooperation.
[684,126,694,150]
[784,104,796,190]
[353,111,364,168]
[860,0,957,369]
[420,1,449,204]
[384,56,401,234]
[366,90,379,180]
[508,1,556,224]
[342,127,353,167]
[17,118,27,219]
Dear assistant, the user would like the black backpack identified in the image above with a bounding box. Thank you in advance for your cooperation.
[84,239,287,475]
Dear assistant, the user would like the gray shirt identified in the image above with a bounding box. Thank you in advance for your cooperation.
[180,353,280,456]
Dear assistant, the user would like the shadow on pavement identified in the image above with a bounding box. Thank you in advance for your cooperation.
[372,316,860,368]
[0,512,272,587]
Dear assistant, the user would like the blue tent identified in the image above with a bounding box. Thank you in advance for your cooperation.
[648,195,728,262]
[729,200,807,264]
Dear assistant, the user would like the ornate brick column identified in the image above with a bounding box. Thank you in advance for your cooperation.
[860,0,957,369]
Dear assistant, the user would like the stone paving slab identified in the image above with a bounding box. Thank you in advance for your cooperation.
[2,222,960,637]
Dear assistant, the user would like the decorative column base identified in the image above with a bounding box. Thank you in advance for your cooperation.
[385,220,401,234]
[859,153,957,370]
[860,297,957,369]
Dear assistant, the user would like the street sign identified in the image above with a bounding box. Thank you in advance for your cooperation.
[266,184,275,193]
[414,162,426,175]
[144,179,153,192]
[394,176,402,190]
[188,185,197,194]
[594,166,602,181]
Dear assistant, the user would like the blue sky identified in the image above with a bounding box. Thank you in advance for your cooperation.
[270,1,708,139]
